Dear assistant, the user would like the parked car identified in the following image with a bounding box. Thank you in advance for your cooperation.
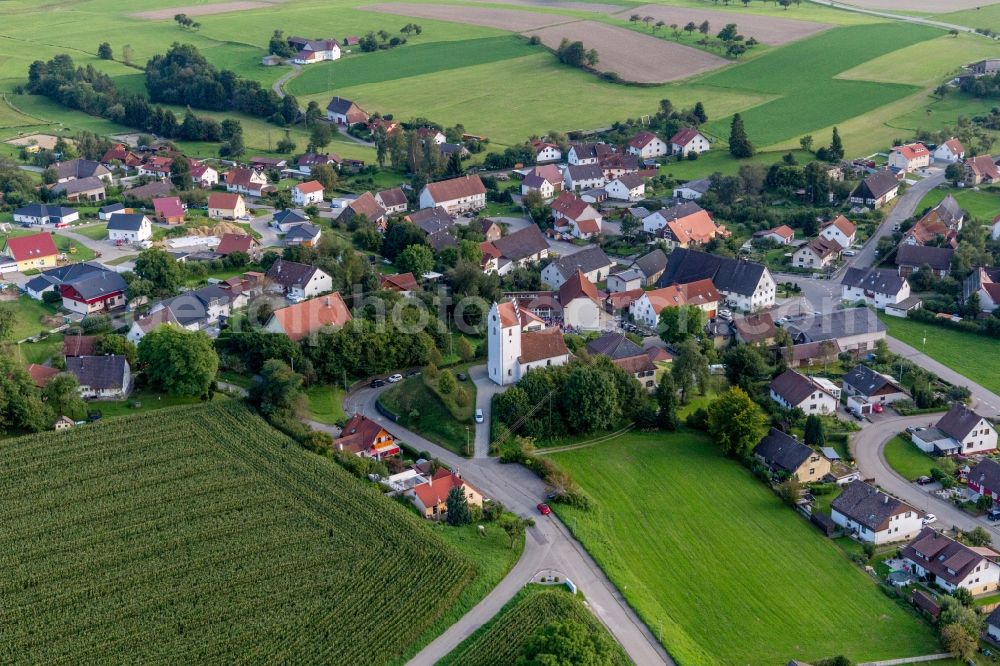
[405,368,420,377]
[387,374,403,383]
[536,503,551,516]
[457,372,467,382]
[872,403,884,413]
[842,249,857,257]
[369,378,386,388]
[923,513,937,525]
[988,509,1000,522]
[916,476,932,486]
[475,409,484,424]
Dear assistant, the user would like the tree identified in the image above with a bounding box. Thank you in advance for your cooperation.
[728,113,754,158]
[707,387,767,458]
[304,100,323,127]
[655,373,679,431]
[671,338,709,403]
[699,20,710,36]
[395,244,434,277]
[940,623,977,661]
[828,126,844,161]
[944,162,963,183]
[219,118,245,158]
[457,336,474,362]
[804,414,826,447]
[518,619,614,666]
[438,369,456,395]
[446,487,472,525]
[276,131,296,154]
[134,248,183,295]
[799,135,813,153]
[311,163,338,190]
[310,123,332,150]
[0,306,15,341]
[97,42,113,60]
[169,156,192,191]
[684,21,697,35]
[121,44,134,65]
[138,327,219,397]
[499,512,526,548]
[44,373,86,420]
[776,477,801,507]
[692,101,708,124]
[659,305,706,344]
[249,359,303,416]
[0,356,48,434]
[94,334,137,366]
[268,30,296,58]
[964,526,991,546]
[722,345,769,395]
[717,23,738,41]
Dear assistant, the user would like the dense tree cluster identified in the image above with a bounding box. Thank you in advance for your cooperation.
[555,39,599,70]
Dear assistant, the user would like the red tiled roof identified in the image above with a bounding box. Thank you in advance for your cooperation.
[940,138,964,155]
[665,209,720,245]
[424,175,486,203]
[270,293,352,341]
[153,196,185,219]
[605,288,644,310]
[670,128,702,146]
[412,471,468,509]
[334,413,392,455]
[645,278,720,314]
[5,232,58,262]
[296,180,324,194]
[26,364,59,388]
[208,192,242,210]
[824,215,856,237]
[893,143,929,160]
[216,233,257,255]
[63,335,98,357]
[558,270,600,305]
[628,131,659,149]
[518,327,568,364]
[380,272,419,292]
[769,225,794,240]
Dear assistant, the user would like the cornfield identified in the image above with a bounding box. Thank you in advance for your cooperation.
[0,401,474,664]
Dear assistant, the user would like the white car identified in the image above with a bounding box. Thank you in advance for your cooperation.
[923,513,937,525]
[387,374,403,383]
[475,409,484,424]
[842,249,857,257]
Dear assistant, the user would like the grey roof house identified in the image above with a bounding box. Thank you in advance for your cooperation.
[65,355,131,399]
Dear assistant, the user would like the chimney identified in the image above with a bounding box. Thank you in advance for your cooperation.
[883,495,889,504]
[427,474,432,487]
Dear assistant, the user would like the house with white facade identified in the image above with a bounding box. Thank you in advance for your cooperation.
[820,215,857,249]
[630,278,720,328]
[487,300,570,385]
[627,131,668,159]
[902,528,1000,597]
[754,225,795,245]
[418,175,486,214]
[13,203,79,226]
[605,174,645,202]
[912,404,997,456]
[292,180,324,206]
[841,267,910,310]
[841,364,908,406]
[933,138,965,163]
[562,163,606,192]
[530,140,561,164]
[888,143,930,173]
[106,214,152,243]
[288,36,341,63]
[655,248,775,312]
[550,191,602,239]
[567,143,611,166]
[65,355,132,399]
[540,245,614,289]
[793,237,842,270]
[769,369,838,415]
[669,128,710,157]
[831,481,923,545]
[265,259,333,300]
[224,167,269,197]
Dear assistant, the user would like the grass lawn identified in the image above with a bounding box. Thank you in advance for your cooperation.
[105,253,137,266]
[13,333,64,365]
[378,370,477,456]
[67,223,108,241]
[89,390,220,419]
[917,185,1000,221]
[0,295,62,342]
[884,434,938,481]
[439,585,629,666]
[549,430,940,665]
[52,234,96,261]
[305,385,347,425]
[878,313,1000,397]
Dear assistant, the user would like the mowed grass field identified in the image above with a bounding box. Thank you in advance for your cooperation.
[879,314,1000,398]
[884,434,938,481]
[549,431,939,665]
[918,185,1000,221]
[0,400,479,663]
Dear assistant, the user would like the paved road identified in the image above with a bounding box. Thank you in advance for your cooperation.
[494,216,586,259]
[54,226,137,263]
[248,211,282,248]
[811,0,984,33]
[886,336,1000,416]
[271,63,302,99]
[341,380,672,666]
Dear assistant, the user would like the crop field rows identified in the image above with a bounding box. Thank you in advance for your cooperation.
[0,401,475,664]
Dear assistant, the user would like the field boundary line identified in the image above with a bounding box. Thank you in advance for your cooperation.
[858,653,953,666]
[535,423,634,454]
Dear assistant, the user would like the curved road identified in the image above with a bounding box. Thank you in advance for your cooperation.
[338,370,672,666]
[270,63,302,99]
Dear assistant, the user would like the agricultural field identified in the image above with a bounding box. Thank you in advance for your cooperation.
[878,314,1000,398]
[0,400,480,663]
[918,185,1000,221]
[941,3,1000,32]
[548,430,939,665]
[439,585,630,666]
[884,434,938,481]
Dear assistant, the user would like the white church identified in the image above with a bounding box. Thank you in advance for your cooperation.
[487,300,570,386]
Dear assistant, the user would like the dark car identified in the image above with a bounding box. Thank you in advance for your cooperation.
[406,368,420,377]
[916,476,932,486]
[989,509,1000,522]
[457,372,468,382]
[370,378,386,388]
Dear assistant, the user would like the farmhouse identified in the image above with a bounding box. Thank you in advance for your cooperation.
[101,144,141,168]
[964,155,1000,186]
[783,308,886,353]
[841,267,910,310]
[487,300,570,386]
[754,428,830,483]
[297,152,341,174]
[292,180,324,206]
[407,206,456,247]
[66,355,131,399]
[375,188,407,215]
[841,364,908,405]
[888,143,930,173]
[630,278,720,328]
[124,180,172,202]
[326,97,369,125]
[913,404,997,456]
[754,225,795,245]
[933,138,965,163]
[152,196,185,224]
[13,203,78,226]
[107,214,152,243]
[605,174,645,202]
[895,244,953,279]
[224,168,269,197]
[208,193,246,220]
[53,158,111,184]
[407,468,484,520]
[627,131,668,159]
[550,191,602,239]
[265,259,333,300]
[288,36,341,64]
[265,293,352,341]
[334,414,399,460]
[541,245,614,289]
[669,128,710,156]
[850,169,899,208]
[769,369,837,415]
[530,140,561,164]
[902,528,1000,597]
[216,233,261,260]
[58,269,127,315]
[343,192,388,231]
[792,237,842,270]
[563,163,606,192]
[418,175,486,214]
[1,232,59,272]
[586,331,657,391]
[52,176,106,202]
[656,248,775,312]
[482,225,548,275]
[567,142,613,165]
[831,481,923,545]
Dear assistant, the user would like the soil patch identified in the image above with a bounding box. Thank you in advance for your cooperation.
[618,4,830,45]
[526,20,728,83]
[130,1,281,20]
[838,0,998,10]
[4,133,65,149]
[363,3,574,31]
[464,0,623,12]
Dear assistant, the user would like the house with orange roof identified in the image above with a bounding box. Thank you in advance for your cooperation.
[138,155,172,180]
[627,131,668,159]
[550,191,602,240]
[341,191,387,232]
[530,139,561,164]
[754,225,795,245]
[630,278,720,327]
[888,143,930,173]
[964,155,1000,186]
[292,180,324,206]
[265,292,352,341]
[819,215,857,249]
[406,468,484,520]
[207,192,246,220]
[933,138,965,163]
[643,201,725,249]
[1,232,59,272]
[604,288,645,317]
[224,167,269,197]
[487,299,570,385]
[333,414,399,461]
[669,128,710,157]
[27,364,59,388]
[380,272,419,295]
[190,161,219,188]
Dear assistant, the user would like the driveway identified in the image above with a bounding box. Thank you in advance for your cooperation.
[249,212,282,248]
[493,216,588,258]
[54,226,138,264]
[341,381,672,666]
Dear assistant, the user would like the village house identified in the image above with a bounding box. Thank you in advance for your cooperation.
[567,142,612,166]
[933,138,965,163]
[850,169,899,208]
[605,174,645,202]
[969,459,1000,501]
[1,232,59,273]
[380,272,419,296]
[965,155,1000,186]
[288,36,341,63]
[733,312,776,345]
[98,203,126,221]
[656,248,775,312]
[66,355,131,400]
[521,171,556,200]
[407,206,456,249]
[265,259,333,300]
[216,233,261,261]
[190,161,219,188]
[407,468,484,520]
[107,214,152,244]
[271,209,311,232]
[556,270,604,331]
[481,224,549,275]
[784,308,886,353]
[27,364,59,389]
[343,192,388,232]
[334,414,400,460]
[607,268,643,293]
[207,193,247,220]
[630,278,720,328]
[101,143,141,168]
[53,158,111,184]
[292,180,325,206]
[831,480,923,544]
[57,269,127,315]
[586,331,658,391]
[769,369,838,414]
[643,201,724,248]
[904,195,964,247]
[754,428,831,483]
[841,364,908,406]
[487,299,570,386]
[480,219,501,242]
[418,175,486,214]
[126,308,181,343]
[531,140,561,164]
[793,237,842,270]
[550,191,602,239]
[152,196,186,224]
[128,286,243,342]
[13,203,78,226]
[125,180,172,203]
[989,607,1000,644]
[627,131,668,159]
[137,156,172,180]
[600,152,641,180]
[888,143,930,173]
[901,528,1000,596]
[326,97,369,125]
[296,152,341,174]
[630,249,667,287]
[672,178,711,201]
[284,223,322,247]
[265,292,352,341]
[754,225,795,245]
[224,167,269,197]
[64,335,98,357]
[52,176,106,202]
[819,215,857,249]
[964,267,1000,313]
[913,404,997,456]
[562,163,606,192]
[540,245,614,289]
[841,267,910,310]
[669,128,710,157]
[895,244,954,279]
[375,188,408,215]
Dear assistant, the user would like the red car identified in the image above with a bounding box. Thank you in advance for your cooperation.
[536,503,551,516]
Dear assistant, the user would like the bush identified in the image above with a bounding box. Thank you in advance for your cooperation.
[685,407,709,430]
[42,290,63,304]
